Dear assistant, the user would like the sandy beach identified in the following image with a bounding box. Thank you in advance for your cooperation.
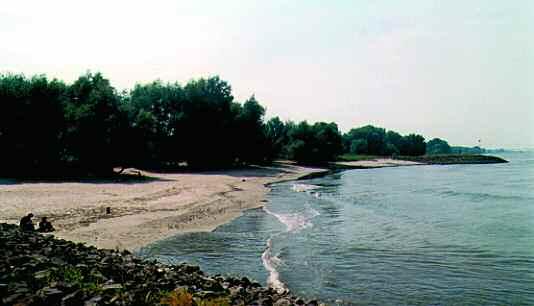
[0,163,326,251]
[0,158,424,251]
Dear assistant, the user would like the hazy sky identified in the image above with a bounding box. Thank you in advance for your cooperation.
[2,1,533,148]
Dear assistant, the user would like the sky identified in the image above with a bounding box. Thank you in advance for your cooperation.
[1,0,533,149]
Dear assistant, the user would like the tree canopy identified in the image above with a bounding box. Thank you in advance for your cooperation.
[342,125,426,156]
[0,72,465,177]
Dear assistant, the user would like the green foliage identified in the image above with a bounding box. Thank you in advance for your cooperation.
[0,74,68,176]
[2,71,465,176]
[284,121,343,164]
[63,72,128,175]
[265,117,289,159]
[426,138,452,155]
[160,288,193,306]
[160,288,231,306]
[400,134,426,156]
[349,139,368,154]
[342,125,426,156]
[343,125,386,155]
[0,73,274,176]
[127,78,269,168]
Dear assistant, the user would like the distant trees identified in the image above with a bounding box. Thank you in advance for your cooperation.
[285,121,343,164]
[426,138,452,155]
[400,134,426,156]
[343,125,386,155]
[341,125,426,156]
[1,71,467,178]
[263,119,343,164]
[265,117,289,160]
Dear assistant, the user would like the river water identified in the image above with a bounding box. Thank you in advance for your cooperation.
[139,152,534,305]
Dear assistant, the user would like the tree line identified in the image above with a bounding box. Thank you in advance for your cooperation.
[0,72,455,177]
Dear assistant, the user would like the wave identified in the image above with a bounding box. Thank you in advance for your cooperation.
[261,205,320,292]
[439,190,532,202]
[261,238,287,292]
[291,183,321,193]
[263,206,320,232]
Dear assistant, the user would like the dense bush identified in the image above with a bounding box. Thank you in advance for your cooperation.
[342,125,426,156]
[426,138,452,155]
[1,72,464,176]
[0,73,270,176]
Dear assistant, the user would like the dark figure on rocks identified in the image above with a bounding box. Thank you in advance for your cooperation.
[19,213,35,231]
[38,217,55,232]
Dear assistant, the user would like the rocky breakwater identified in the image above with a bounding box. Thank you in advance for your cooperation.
[0,223,321,306]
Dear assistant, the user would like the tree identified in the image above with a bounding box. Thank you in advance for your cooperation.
[180,76,235,168]
[426,138,452,155]
[63,72,127,175]
[343,125,386,155]
[234,95,269,164]
[127,80,185,166]
[400,134,426,156]
[285,121,342,164]
[265,117,289,159]
[0,74,68,176]
[349,139,368,154]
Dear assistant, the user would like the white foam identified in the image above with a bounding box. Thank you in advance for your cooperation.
[261,238,287,293]
[261,205,320,291]
[291,183,321,193]
[263,206,320,232]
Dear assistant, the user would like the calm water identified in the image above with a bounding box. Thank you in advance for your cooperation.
[139,153,534,305]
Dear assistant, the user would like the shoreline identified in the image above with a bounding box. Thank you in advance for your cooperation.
[0,162,327,251]
[0,156,505,252]
[0,223,317,305]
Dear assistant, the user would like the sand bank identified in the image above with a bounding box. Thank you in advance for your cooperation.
[0,163,326,251]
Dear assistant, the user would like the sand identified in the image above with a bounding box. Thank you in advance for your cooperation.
[0,159,424,251]
[0,163,326,251]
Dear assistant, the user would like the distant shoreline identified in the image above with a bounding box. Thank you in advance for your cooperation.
[0,155,506,252]
[298,154,507,179]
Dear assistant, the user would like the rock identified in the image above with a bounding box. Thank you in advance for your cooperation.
[2,293,22,305]
[61,290,82,306]
[274,298,292,306]
[84,295,102,306]
[102,283,123,290]
[0,222,324,305]
[258,297,274,306]
[34,270,51,280]
[194,290,221,300]
[38,287,63,304]
[241,276,252,287]
[201,277,225,292]
[0,283,8,295]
